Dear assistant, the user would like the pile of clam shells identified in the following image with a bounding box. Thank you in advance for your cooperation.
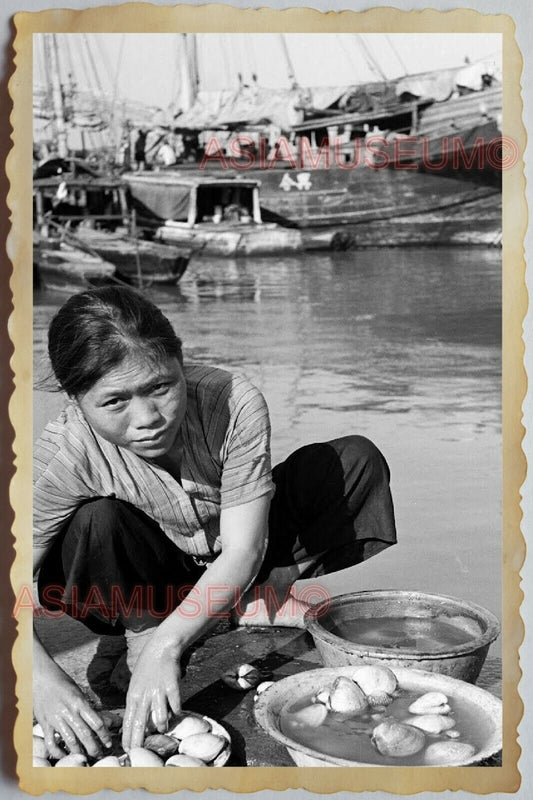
[33,711,231,767]
[284,666,478,765]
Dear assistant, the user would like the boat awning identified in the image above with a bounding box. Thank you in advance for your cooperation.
[126,178,191,221]
[173,86,353,131]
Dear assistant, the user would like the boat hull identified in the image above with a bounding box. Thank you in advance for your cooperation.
[74,230,191,285]
[166,162,501,245]
[156,223,347,256]
[34,242,116,292]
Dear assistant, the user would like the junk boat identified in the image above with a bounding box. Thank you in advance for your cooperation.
[123,173,351,256]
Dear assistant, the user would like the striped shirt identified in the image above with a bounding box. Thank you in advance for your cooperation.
[34,364,274,560]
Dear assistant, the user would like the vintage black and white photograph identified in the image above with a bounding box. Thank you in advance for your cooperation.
[24,22,513,783]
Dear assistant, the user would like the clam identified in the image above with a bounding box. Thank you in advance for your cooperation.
[221,663,262,691]
[424,740,477,765]
[144,734,179,759]
[33,756,50,767]
[168,715,211,740]
[55,753,88,767]
[328,676,368,715]
[92,755,122,767]
[286,703,328,728]
[353,665,398,706]
[405,714,456,734]
[445,729,461,739]
[408,692,449,715]
[178,733,227,763]
[371,719,426,758]
[128,747,164,766]
[33,735,49,760]
[165,754,206,767]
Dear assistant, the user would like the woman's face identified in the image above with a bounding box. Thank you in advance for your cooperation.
[76,354,186,458]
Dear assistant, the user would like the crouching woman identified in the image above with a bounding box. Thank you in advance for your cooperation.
[33,286,397,758]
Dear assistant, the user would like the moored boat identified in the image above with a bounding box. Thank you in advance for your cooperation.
[34,232,116,292]
[33,172,192,286]
[124,173,350,255]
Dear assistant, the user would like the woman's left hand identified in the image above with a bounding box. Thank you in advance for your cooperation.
[121,636,182,751]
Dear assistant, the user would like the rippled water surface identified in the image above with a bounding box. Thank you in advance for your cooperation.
[34,246,502,645]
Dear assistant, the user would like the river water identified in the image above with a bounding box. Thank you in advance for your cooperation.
[33,246,502,648]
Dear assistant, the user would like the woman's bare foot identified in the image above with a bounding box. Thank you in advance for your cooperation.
[231,586,311,628]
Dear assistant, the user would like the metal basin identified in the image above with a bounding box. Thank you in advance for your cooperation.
[254,665,502,767]
[304,590,500,683]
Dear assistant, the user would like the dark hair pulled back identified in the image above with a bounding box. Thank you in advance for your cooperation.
[48,286,183,397]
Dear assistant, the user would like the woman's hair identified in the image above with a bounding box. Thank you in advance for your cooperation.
[48,286,183,396]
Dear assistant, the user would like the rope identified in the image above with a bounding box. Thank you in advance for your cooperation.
[385,34,409,77]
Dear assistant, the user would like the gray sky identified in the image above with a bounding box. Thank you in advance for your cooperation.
[34,33,502,111]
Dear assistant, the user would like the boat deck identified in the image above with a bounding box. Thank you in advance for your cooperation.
[34,613,502,767]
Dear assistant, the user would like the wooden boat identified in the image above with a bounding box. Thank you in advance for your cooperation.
[73,228,191,286]
[33,173,192,286]
[33,232,116,292]
[123,173,351,256]
[172,65,502,244]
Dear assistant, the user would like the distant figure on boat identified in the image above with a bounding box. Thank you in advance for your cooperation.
[134,128,148,171]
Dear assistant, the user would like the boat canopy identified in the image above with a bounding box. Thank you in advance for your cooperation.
[173,86,351,131]
[124,173,261,225]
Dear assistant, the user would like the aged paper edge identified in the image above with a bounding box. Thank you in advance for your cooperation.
[7,3,526,794]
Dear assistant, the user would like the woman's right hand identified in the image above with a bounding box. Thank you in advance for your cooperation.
[34,662,112,760]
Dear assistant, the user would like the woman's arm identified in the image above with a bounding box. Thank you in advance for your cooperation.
[33,543,113,759]
[121,492,271,750]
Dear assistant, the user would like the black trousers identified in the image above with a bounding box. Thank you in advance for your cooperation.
[38,435,397,635]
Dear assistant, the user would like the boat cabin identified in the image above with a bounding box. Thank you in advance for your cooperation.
[33,174,130,235]
[123,173,262,230]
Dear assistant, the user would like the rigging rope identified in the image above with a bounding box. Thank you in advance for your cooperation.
[385,34,409,76]
[82,33,105,97]
[356,34,388,81]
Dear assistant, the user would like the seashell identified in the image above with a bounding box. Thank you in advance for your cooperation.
[144,734,180,759]
[178,733,227,763]
[92,756,122,767]
[286,703,328,728]
[405,714,456,734]
[33,735,49,760]
[168,715,211,740]
[371,719,426,758]
[221,663,262,691]
[55,753,88,767]
[165,754,206,767]
[353,665,398,705]
[408,692,449,715]
[33,723,45,739]
[413,704,452,716]
[328,677,368,715]
[33,756,50,767]
[312,688,330,706]
[424,741,477,765]
[128,747,164,767]
[367,693,394,708]
[446,729,461,739]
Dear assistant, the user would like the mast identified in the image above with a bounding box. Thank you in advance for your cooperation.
[49,34,69,157]
[278,34,298,87]
[176,33,199,113]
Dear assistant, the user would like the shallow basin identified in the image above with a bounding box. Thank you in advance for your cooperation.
[254,665,502,767]
[304,590,500,683]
